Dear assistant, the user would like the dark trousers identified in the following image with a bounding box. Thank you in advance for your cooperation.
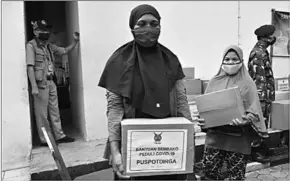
[251,101,271,153]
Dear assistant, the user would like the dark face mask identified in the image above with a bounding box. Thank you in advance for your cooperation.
[263,36,276,46]
[38,32,50,41]
[268,36,276,45]
[132,27,160,48]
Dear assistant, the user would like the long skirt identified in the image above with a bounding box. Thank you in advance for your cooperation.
[201,147,249,180]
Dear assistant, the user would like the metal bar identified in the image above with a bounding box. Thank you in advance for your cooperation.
[41,127,72,180]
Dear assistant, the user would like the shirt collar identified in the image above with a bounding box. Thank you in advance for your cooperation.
[34,37,48,48]
[256,40,268,49]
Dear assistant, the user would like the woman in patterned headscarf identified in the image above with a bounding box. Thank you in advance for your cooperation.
[99,4,194,180]
[198,45,268,180]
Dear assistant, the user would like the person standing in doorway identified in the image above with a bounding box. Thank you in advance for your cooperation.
[26,20,79,146]
[248,24,276,162]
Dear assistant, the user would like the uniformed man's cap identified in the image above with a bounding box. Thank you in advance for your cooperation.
[31,20,52,31]
[254,24,276,37]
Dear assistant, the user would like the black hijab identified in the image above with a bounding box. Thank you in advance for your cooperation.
[98,4,185,118]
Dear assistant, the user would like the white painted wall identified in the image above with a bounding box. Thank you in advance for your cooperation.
[76,1,290,140]
[2,1,32,169]
[77,1,289,80]
[78,1,239,82]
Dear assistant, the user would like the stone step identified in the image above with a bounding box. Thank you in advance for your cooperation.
[2,167,30,181]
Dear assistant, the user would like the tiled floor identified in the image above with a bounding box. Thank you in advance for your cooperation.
[246,163,289,181]
[75,163,290,181]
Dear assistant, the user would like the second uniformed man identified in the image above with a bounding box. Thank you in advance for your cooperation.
[248,24,276,162]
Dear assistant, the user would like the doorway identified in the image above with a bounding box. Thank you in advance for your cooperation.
[24,1,85,147]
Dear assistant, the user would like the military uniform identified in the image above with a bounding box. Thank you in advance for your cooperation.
[248,42,275,127]
[26,38,68,143]
[248,25,276,128]
[26,20,74,145]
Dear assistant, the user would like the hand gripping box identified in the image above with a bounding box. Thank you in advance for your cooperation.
[121,117,194,177]
[195,87,245,129]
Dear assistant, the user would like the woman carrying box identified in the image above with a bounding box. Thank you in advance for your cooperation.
[198,45,269,180]
[98,4,195,180]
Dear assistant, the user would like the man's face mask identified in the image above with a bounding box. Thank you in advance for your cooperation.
[36,30,50,41]
[262,35,276,46]
[132,26,160,47]
[268,36,276,45]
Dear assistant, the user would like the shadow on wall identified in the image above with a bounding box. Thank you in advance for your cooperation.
[65,1,87,139]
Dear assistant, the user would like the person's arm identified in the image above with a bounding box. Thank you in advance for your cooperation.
[26,44,37,88]
[106,90,124,155]
[248,51,267,101]
[50,40,79,56]
[175,79,193,122]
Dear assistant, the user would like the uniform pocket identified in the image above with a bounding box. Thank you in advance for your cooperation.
[35,49,46,61]
[35,69,44,82]
[34,60,45,82]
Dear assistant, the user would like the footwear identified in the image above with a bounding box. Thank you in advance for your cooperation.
[40,142,48,147]
[251,151,271,163]
[57,136,75,143]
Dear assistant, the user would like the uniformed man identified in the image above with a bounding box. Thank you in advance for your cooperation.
[248,24,276,162]
[26,20,79,146]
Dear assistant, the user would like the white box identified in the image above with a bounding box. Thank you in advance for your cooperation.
[121,117,194,177]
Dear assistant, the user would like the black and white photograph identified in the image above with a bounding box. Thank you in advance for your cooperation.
[1,1,290,181]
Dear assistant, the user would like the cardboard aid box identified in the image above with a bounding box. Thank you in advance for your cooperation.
[195,87,245,128]
[121,117,194,177]
[275,91,290,101]
[183,67,195,79]
[271,100,290,131]
[183,79,202,95]
[187,94,202,103]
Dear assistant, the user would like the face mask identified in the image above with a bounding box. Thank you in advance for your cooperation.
[38,32,50,41]
[262,36,276,46]
[132,27,160,47]
[221,63,242,75]
[268,36,276,45]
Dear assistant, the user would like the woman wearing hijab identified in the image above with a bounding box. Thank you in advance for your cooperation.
[98,4,194,180]
[198,45,269,180]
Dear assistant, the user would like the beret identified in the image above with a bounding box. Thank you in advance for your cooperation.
[31,20,52,31]
[254,24,275,37]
